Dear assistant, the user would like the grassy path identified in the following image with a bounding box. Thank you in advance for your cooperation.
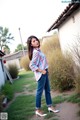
[4,70,80,120]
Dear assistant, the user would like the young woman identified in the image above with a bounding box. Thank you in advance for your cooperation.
[27,35,59,117]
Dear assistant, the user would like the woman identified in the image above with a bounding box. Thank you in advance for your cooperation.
[27,35,59,117]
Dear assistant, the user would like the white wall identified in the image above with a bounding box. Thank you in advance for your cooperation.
[5,59,21,69]
[58,8,80,54]
[0,61,5,88]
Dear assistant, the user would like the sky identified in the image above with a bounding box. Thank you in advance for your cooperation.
[0,0,69,52]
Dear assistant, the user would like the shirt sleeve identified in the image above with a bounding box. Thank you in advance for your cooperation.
[29,50,40,72]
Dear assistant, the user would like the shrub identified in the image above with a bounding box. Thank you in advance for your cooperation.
[71,62,80,94]
[41,34,75,91]
[75,74,80,94]
[1,83,14,101]
[41,34,60,55]
[8,63,19,79]
[48,50,75,91]
[20,55,30,71]
[0,82,14,111]
[0,92,5,111]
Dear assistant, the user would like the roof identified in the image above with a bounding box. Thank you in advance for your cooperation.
[0,50,5,57]
[47,3,80,32]
[3,50,27,61]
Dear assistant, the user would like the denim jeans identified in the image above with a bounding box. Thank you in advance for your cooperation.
[36,70,52,109]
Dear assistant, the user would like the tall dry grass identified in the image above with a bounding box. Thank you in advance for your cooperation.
[41,34,75,91]
[48,50,75,91]
[41,34,60,55]
[20,55,30,71]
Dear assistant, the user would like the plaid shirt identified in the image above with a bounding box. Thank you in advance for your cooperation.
[29,48,48,81]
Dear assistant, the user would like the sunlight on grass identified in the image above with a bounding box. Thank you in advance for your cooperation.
[19,70,34,77]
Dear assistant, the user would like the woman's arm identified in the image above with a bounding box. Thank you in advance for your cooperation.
[29,50,46,74]
[29,51,39,71]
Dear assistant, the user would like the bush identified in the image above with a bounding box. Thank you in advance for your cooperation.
[0,82,14,111]
[48,50,75,91]
[72,63,80,94]
[75,74,80,94]
[8,63,19,79]
[20,55,30,71]
[41,34,60,55]
[1,83,14,101]
[0,92,5,112]
[41,34,75,91]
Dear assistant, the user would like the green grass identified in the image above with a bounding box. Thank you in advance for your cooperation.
[3,70,59,120]
[52,95,66,104]
[66,94,80,103]
[2,70,80,120]
[1,83,14,100]
[5,95,35,120]
[12,70,35,93]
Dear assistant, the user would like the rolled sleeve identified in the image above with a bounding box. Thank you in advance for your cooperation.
[29,50,39,72]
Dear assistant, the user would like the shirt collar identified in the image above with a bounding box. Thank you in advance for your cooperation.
[34,48,41,52]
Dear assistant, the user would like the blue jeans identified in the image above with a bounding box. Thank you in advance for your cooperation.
[36,70,52,109]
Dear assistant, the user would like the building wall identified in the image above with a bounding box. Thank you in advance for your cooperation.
[5,59,21,69]
[58,8,80,54]
[0,60,5,88]
[3,50,27,69]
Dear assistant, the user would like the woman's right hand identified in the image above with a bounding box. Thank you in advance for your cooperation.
[36,69,46,74]
[41,70,46,74]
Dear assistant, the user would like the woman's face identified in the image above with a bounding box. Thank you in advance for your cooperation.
[31,38,40,48]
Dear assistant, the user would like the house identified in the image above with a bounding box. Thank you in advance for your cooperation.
[47,3,80,55]
[0,50,6,88]
[3,50,28,69]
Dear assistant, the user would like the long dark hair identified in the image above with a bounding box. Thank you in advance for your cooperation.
[27,35,40,60]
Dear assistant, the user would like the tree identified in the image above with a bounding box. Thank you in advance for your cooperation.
[15,44,27,52]
[72,0,80,3]
[0,26,14,50]
[3,45,10,54]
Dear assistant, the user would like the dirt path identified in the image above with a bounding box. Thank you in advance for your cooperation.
[31,102,80,120]
[56,102,80,120]
[28,90,80,120]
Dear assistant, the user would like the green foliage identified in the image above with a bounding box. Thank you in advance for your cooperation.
[3,45,10,54]
[67,94,80,103]
[12,71,34,93]
[5,95,35,120]
[3,70,80,119]
[52,95,66,104]
[8,63,19,79]
[15,44,27,52]
[0,26,14,50]
[20,55,30,71]
[0,92,5,112]
[1,83,14,101]
[4,71,57,120]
